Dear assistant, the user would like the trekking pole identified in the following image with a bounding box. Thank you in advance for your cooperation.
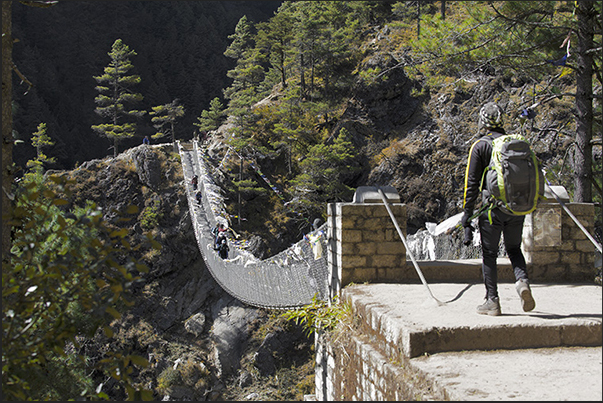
[377,187,446,307]
[542,172,602,254]
[446,203,491,235]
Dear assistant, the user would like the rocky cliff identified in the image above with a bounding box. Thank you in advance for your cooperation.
[53,143,314,401]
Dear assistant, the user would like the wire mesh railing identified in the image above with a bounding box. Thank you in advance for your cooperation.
[179,141,330,310]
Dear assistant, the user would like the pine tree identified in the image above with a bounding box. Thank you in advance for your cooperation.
[255,7,295,89]
[92,39,146,157]
[223,15,254,60]
[26,122,56,171]
[289,128,359,219]
[223,15,266,117]
[149,99,185,144]
[193,97,225,135]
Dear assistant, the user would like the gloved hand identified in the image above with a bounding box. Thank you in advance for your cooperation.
[461,211,474,246]
[463,226,473,246]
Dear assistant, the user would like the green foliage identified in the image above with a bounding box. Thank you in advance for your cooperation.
[409,1,601,90]
[139,199,163,230]
[289,128,359,219]
[150,99,185,143]
[223,15,268,116]
[193,97,225,134]
[3,171,154,400]
[156,359,210,397]
[157,367,181,394]
[92,39,146,157]
[233,178,269,198]
[26,122,56,171]
[281,295,352,337]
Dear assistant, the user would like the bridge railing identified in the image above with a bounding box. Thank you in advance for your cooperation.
[178,141,330,309]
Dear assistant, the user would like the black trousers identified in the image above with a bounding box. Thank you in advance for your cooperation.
[478,208,529,299]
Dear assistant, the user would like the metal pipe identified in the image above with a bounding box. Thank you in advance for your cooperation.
[543,179,602,254]
[377,187,446,306]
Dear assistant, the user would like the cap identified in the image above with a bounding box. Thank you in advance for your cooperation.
[479,102,504,130]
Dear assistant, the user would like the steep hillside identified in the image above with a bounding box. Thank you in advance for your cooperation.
[7,2,600,400]
[206,39,594,252]
[193,2,600,257]
[49,144,314,401]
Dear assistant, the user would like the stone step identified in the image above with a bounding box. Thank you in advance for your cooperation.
[342,282,602,359]
[314,282,602,400]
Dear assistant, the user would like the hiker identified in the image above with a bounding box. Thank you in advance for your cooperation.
[461,102,535,316]
[212,223,227,249]
[195,190,202,205]
[218,238,229,259]
[191,175,198,191]
[143,136,150,145]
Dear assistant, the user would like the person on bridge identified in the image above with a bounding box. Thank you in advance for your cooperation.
[212,223,227,249]
[461,102,535,316]
[195,190,202,205]
[191,175,198,191]
[218,238,229,259]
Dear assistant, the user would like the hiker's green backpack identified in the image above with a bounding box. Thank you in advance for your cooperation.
[481,134,545,216]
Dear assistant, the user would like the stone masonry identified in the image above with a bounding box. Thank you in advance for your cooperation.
[314,200,599,401]
[326,202,407,299]
[522,202,596,282]
[327,201,597,290]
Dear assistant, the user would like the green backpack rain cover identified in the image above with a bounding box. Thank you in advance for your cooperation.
[481,134,545,216]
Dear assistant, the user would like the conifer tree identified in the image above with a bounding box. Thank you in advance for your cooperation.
[224,15,254,60]
[92,39,146,157]
[194,97,225,134]
[149,99,185,144]
[255,8,295,89]
[26,122,56,171]
[223,15,265,117]
[289,128,359,219]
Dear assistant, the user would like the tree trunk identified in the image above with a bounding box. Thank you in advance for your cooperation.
[573,1,594,202]
[417,1,421,38]
[299,52,306,99]
[280,49,287,88]
[2,1,13,265]
[171,121,176,144]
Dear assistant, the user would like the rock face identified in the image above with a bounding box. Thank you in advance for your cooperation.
[130,145,162,190]
[62,144,313,401]
[210,297,260,377]
[346,53,419,133]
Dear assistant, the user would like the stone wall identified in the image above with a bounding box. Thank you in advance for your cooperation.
[326,201,597,292]
[327,202,407,299]
[314,331,445,401]
[522,202,596,282]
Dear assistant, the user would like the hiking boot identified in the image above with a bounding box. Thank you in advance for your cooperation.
[476,297,501,316]
[515,279,535,312]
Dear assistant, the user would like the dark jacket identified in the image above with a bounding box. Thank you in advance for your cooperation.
[462,129,506,215]
[218,241,229,259]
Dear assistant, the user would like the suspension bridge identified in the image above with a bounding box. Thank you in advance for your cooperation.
[178,141,330,310]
